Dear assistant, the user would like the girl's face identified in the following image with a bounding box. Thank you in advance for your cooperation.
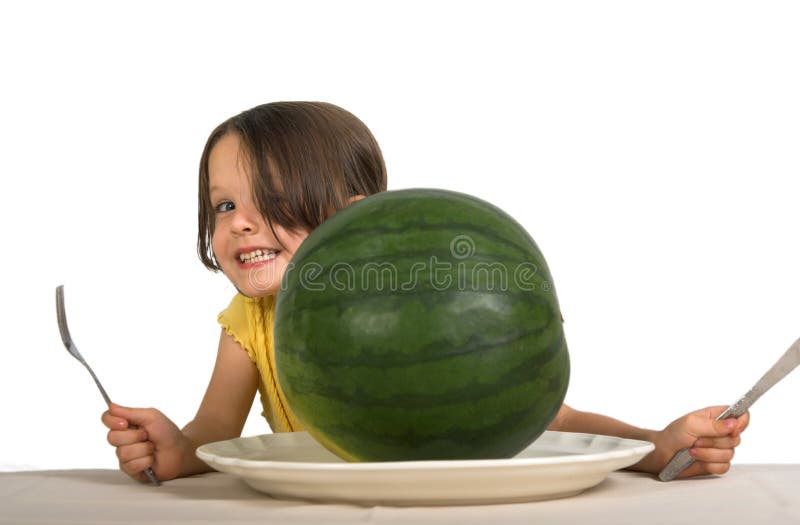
[209,133,309,297]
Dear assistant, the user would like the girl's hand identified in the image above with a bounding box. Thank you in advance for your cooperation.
[638,405,750,478]
[102,403,193,482]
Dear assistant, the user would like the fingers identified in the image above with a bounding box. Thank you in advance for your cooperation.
[107,428,149,447]
[108,431,156,482]
[102,408,130,431]
[107,403,162,428]
[681,443,734,478]
[103,404,159,483]
[654,405,751,480]
[692,435,741,450]
[676,459,732,479]
[689,409,749,448]
[119,452,155,481]
[698,405,732,419]
[690,445,735,464]
[113,435,156,481]
[693,406,750,434]
[116,440,155,464]
[106,425,154,480]
[102,404,184,482]
[730,411,750,437]
[685,412,745,440]
[666,407,751,480]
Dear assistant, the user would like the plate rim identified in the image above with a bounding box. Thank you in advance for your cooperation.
[196,430,655,472]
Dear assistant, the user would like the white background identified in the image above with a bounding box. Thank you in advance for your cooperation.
[1,1,798,471]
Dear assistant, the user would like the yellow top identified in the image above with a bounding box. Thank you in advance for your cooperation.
[217,293,303,433]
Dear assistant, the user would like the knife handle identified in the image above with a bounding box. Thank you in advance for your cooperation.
[658,448,695,481]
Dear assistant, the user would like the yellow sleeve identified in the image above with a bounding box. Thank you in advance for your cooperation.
[216,293,303,434]
[217,293,257,362]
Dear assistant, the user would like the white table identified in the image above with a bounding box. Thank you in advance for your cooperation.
[1,465,797,524]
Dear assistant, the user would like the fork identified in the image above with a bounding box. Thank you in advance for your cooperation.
[56,285,161,486]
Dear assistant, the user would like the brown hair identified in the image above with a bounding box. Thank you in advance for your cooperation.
[197,101,388,271]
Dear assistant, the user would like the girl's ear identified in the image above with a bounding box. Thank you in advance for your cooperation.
[327,195,367,217]
[348,194,366,205]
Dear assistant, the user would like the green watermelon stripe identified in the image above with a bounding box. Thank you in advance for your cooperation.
[279,311,559,367]
[281,336,566,409]
[299,247,541,272]
[295,220,540,264]
[315,402,558,460]
[297,349,568,439]
[279,325,564,404]
[279,286,557,321]
[279,269,554,311]
[298,353,569,460]
[286,252,545,280]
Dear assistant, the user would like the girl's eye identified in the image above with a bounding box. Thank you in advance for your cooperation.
[214,201,235,213]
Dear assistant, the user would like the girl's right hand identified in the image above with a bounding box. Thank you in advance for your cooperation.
[102,403,191,482]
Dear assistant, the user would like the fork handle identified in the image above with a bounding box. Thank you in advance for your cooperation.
[143,467,161,486]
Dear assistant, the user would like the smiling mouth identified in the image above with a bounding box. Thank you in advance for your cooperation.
[239,249,280,264]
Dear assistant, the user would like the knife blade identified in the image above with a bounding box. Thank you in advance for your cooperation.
[658,337,800,482]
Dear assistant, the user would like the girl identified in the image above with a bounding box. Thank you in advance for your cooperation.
[103,101,749,482]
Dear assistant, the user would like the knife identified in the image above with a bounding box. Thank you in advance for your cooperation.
[658,337,800,482]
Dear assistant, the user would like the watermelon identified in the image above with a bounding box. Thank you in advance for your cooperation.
[274,189,569,462]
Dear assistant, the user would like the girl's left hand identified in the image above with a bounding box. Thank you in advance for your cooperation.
[635,406,750,478]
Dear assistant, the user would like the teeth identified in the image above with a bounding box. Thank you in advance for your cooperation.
[239,249,278,263]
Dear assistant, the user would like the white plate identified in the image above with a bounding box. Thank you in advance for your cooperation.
[197,431,654,506]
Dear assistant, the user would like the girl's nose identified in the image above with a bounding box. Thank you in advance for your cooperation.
[231,208,259,235]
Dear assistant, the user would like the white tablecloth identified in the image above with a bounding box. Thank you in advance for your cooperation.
[1,465,798,525]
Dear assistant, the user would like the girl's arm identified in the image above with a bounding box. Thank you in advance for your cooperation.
[547,404,657,443]
[104,329,258,481]
[178,328,259,475]
[547,403,749,477]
